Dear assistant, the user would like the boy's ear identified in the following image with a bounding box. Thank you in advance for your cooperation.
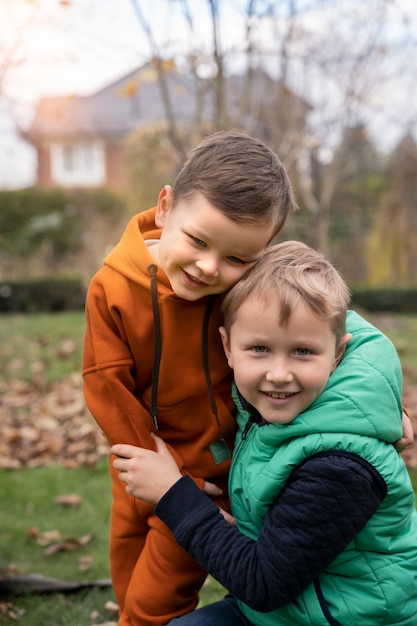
[219,326,233,369]
[155,185,173,228]
[331,333,352,372]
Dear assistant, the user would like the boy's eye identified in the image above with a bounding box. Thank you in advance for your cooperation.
[295,347,311,356]
[189,234,206,247]
[227,255,246,265]
[252,345,267,353]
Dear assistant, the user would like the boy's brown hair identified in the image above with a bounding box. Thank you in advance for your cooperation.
[173,130,296,237]
[222,241,351,342]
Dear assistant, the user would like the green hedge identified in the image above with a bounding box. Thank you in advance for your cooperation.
[1,281,416,315]
[351,287,417,313]
[0,279,86,313]
[0,187,127,278]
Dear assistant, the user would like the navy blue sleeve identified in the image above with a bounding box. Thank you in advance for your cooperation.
[155,452,386,612]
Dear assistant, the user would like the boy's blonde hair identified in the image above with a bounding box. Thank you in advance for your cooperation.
[173,130,296,238]
[222,241,351,342]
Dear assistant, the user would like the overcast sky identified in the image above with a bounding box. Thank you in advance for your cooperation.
[2,0,250,101]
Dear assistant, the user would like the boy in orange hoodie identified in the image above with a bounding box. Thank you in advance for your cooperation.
[82,130,296,626]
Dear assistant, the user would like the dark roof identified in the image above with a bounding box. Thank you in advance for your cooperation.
[24,63,204,140]
[24,63,310,142]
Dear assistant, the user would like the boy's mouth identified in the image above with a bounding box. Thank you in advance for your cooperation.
[265,391,297,399]
[182,269,212,288]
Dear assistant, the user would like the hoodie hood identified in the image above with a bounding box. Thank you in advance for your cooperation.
[101,207,221,430]
[302,309,403,442]
[104,208,172,293]
[83,207,235,480]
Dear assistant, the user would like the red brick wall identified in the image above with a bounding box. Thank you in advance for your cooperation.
[36,143,53,187]
[105,142,128,193]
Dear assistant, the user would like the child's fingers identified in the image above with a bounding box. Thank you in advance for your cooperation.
[218,508,236,526]
[151,433,169,454]
[111,443,138,458]
[203,481,223,496]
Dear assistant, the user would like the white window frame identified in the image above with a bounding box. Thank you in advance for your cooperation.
[50,140,105,187]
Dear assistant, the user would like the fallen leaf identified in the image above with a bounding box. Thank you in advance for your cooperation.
[35,529,62,546]
[0,601,25,622]
[43,532,95,555]
[56,339,75,359]
[104,600,119,615]
[26,527,39,539]
[54,493,83,508]
[78,556,93,572]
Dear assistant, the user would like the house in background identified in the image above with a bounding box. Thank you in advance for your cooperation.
[22,62,202,193]
[22,62,310,194]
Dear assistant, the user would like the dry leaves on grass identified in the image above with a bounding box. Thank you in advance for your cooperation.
[0,601,25,623]
[27,527,95,556]
[0,373,109,469]
[0,367,417,470]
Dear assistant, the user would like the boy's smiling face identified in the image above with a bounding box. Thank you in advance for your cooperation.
[220,294,350,424]
[150,186,276,301]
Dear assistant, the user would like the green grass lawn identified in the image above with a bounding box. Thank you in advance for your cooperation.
[0,460,226,625]
[0,462,111,580]
[0,311,416,625]
[0,461,118,625]
[0,312,85,387]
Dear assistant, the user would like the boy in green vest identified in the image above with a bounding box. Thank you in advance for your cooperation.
[112,241,417,626]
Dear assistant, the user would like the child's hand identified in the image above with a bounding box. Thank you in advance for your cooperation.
[394,411,414,453]
[218,508,237,526]
[203,481,223,497]
[111,434,182,503]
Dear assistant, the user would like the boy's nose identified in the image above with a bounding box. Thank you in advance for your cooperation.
[195,256,219,277]
[265,359,293,384]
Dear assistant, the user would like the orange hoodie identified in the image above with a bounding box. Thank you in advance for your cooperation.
[82,208,236,487]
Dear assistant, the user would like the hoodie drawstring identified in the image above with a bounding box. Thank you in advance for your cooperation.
[148,266,220,430]
[202,295,220,426]
[148,264,160,430]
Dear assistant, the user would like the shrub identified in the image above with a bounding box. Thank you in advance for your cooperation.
[0,187,127,279]
[0,278,86,313]
[351,287,417,313]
